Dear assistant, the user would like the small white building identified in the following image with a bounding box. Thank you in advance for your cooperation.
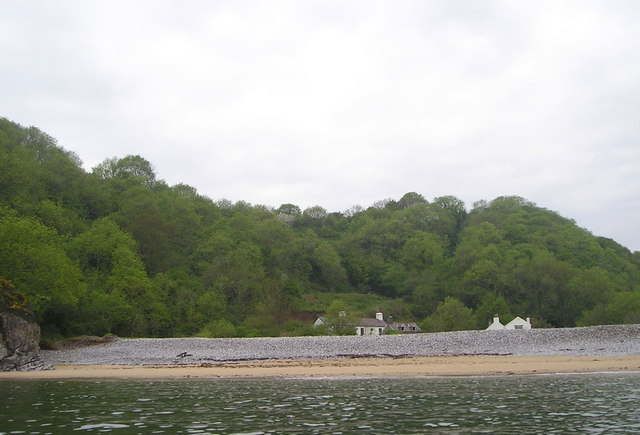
[354,320,386,335]
[355,313,387,336]
[504,316,532,330]
[485,315,532,330]
[313,312,388,335]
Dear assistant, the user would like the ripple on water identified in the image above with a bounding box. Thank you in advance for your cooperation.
[0,374,639,433]
[76,423,130,430]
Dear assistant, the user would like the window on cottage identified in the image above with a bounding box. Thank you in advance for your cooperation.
[515,325,523,330]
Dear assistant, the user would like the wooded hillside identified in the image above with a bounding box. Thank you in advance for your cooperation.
[1,118,639,339]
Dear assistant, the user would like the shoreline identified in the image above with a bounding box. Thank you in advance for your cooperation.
[2,355,640,380]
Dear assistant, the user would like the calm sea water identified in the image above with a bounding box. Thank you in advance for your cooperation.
[2,373,639,434]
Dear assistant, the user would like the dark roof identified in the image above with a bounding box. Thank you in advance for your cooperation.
[313,316,387,328]
[355,318,387,327]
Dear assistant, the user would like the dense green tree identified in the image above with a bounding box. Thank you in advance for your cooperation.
[396,192,427,209]
[401,232,445,271]
[474,293,512,329]
[421,296,475,332]
[67,217,165,335]
[511,250,573,326]
[458,259,506,308]
[115,187,173,275]
[201,241,266,320]
[93,155,156,186]
[579,292,640,326]
[300,231,347,291]
[454,222,505,272]
[68,217,139,274]
[276,203,302,224]
[0,214,85,329]
[200,318,238,338]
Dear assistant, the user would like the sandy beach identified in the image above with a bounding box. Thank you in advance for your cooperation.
[1,355,640,380]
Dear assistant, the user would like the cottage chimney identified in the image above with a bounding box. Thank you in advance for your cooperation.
[526,317,531,324]
[493,315,500,323]
[376,312,384,321]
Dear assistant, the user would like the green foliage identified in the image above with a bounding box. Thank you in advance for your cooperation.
[300,292,409,320]
[281,320,320,336]
[0,277,31,315]
[579,292,640,326]
[422,296,475,332]
[0,214,85,320]
[200,318,238,338]
[66,217,164,336]
[93,155,156,187]
[474,293,513,329]
[2,118,640,338]
[318,299,357,335]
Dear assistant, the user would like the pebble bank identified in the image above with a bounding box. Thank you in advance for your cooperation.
[42,325,640,366]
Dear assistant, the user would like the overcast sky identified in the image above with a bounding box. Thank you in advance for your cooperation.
[1,1,639,251]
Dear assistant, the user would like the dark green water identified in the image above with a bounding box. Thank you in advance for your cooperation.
[2,373,639,433]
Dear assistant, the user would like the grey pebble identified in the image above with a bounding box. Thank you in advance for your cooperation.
[42,324,640,366]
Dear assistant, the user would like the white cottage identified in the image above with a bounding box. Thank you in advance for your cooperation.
[313,312,388,335]
[354,313,387,336]
[485,315,532,330]
[504,316,532,330]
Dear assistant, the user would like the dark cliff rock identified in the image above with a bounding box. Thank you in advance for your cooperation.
[0,312,51,371]
[0,278,51,371]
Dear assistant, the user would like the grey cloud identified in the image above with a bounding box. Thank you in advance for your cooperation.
[1,0,639,250]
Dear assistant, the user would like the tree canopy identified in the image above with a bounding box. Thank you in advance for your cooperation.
[1,117,639,339]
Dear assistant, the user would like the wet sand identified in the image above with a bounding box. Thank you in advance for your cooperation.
[2,355,640,380]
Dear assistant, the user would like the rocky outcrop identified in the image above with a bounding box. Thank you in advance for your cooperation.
[0,311,51,371]
[0,277,51,371]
